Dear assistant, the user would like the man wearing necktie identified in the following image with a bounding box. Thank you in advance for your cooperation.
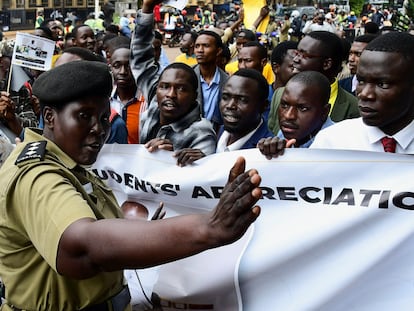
[258,32,414,156]
[308,31,414,154]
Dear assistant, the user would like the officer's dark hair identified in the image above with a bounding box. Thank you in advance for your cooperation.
[271,41,298,65]
[72,24,94,38]
[353,34,378,43]
[61,47,101,62]
[237,29,257,42]
[288,71,330,106]
[233,68,269,103]
[243,41,268,60]
[198,30,223,49]
[307,31,344,76]
[160,63,199,93]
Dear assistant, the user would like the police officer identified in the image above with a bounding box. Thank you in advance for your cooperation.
[0,60,262,310]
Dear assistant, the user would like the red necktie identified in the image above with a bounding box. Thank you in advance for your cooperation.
[381,137,397,153]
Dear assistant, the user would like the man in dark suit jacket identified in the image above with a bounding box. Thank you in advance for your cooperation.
[268,31,360,135]
[339,34,377,96]
[216,69,274,151]
[174,69,273,166]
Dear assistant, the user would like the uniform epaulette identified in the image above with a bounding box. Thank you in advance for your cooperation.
[15,141,47,165]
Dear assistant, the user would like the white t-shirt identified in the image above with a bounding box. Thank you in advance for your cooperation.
[310,118,414,154]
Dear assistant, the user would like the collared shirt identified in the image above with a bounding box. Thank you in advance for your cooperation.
[277,117,335,148]
[110,88,146,144]
[311,118,414,154]
[0,128,125,309]
[216,119,263,152]
[140,103,217,155]
[131,11,216,154]
[352,74,358,93]
[200,67,221,121]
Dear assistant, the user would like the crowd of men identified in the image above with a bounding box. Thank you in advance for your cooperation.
[0,0,413,308]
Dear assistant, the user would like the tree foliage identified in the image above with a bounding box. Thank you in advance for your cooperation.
[349,0,365,16]
[404,0,414,18]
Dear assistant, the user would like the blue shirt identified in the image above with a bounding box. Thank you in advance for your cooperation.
[200,68,221,121]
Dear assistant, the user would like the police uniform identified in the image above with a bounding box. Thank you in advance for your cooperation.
[0,129,130,310]
[0,61,131,311]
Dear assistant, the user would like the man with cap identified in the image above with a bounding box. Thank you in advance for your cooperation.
[0,59,262,309]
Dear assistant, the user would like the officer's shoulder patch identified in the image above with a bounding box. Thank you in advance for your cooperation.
[15,141,47,165]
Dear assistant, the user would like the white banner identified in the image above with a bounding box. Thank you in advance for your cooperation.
[93,145,414,311]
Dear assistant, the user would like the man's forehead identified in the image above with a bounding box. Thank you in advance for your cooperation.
[196,34,215,43]
[351,41,368,51]
[225,75,254,89]
[239,47,258,57]
[160,68,192,81]
[357,50,407,77]
[298,37,321,51]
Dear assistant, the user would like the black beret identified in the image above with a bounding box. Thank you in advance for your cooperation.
[33,60,113,104]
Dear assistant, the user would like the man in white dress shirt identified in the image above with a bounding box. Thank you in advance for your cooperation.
[258,32,414,157]
[311,31,414,154]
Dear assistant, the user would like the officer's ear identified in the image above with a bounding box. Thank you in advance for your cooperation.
[43,106,56,129]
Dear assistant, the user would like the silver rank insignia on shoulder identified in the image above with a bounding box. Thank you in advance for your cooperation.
[15,141,47,165]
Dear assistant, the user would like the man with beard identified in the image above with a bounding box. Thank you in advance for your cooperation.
[258,32,414,156]
[174,31,198,66]
[268,31,359,135]
[131,4,216,156]
[173,69,273,166]
[216,69,273,151]
[258,71,333,155]
[310,32,414,153]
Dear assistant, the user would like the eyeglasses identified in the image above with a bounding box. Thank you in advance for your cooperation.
[293,49,325,60]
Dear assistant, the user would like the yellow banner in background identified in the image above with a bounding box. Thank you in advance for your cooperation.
[243,0,269,32]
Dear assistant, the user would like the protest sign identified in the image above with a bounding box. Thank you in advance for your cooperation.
[93,146,414,310]
[11,32,54,71]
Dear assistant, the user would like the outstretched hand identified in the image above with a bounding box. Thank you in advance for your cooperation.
[207,157,262,246]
